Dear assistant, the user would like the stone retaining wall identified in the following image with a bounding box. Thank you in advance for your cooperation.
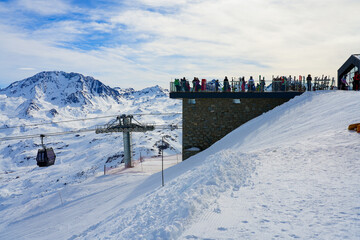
[182,98,290,160]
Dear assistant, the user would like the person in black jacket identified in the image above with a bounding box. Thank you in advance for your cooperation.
[306,74,312,91]
[180,77,186,92]
[223,76,230,92]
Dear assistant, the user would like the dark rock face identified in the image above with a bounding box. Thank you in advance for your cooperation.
[49,108,59,117]
[66,93,81,104]
[25,100,40,116]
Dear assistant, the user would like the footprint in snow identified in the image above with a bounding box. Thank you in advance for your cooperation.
[217,227,228,231]
[184,235,199,239]
[213,207,221,213]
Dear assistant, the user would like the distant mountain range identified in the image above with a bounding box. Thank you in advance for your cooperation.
[0,71,170,118]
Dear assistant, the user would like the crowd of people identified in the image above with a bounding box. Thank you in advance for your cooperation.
[173,74,336,93]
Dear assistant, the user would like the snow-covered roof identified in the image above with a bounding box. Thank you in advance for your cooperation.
[354,54,360,60]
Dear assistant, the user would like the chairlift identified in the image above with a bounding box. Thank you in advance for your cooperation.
[36,134,56,167]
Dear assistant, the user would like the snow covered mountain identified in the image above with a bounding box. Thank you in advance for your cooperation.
[0,71,172,119]
[0,71,173,117]
[0,71,121,108]
[0,71,182,180]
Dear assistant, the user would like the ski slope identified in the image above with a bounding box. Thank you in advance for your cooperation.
[0,91,359,239]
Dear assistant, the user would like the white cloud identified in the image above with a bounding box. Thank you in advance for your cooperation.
[111,0,360,77]
[0,0,360,89]
[0,23,170,89]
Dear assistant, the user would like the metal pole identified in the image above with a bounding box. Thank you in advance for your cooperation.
[123,131,132,168]
[140,152,143,172]
[123,116,133,168]
[40,134,45,149]
[162,137,164,187]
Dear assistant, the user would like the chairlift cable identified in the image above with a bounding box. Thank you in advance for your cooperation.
[0,112,182,131]
[0,124,181,142]
[0,128,96,142]
[0,115,119,130]
[132,112,181,116]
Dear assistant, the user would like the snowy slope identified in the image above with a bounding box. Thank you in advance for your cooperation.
[1,91,360,239]
[0,72,182,239]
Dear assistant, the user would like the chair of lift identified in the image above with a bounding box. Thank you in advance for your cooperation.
[36,134,56,167]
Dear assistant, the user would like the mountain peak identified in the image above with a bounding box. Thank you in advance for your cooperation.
[0,71,121,106]
[132,85,168,98]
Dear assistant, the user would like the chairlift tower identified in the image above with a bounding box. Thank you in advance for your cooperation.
[95,114,155,168]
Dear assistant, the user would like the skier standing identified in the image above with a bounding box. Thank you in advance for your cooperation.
[306,74,312,91]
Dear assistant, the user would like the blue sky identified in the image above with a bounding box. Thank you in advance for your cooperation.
[0,0,359,89]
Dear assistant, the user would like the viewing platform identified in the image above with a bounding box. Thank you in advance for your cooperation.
[169,80,308,99]
[169,79,311,160]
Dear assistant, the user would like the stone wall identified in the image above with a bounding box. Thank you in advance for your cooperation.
[182,98,290,160]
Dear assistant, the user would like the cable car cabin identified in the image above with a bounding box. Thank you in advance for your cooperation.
[36,147,56,167]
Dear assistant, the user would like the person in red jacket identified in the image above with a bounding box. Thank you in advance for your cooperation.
[353,71,360,91]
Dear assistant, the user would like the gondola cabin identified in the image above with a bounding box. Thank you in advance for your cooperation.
[36,147,56,167]
[36,135,56,167]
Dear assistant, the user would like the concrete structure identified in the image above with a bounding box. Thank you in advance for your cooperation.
[170,92,303,160]
[338,54,360,87]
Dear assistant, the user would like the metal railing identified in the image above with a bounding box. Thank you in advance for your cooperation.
[171,80,303,93]
[170,78,333,93]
